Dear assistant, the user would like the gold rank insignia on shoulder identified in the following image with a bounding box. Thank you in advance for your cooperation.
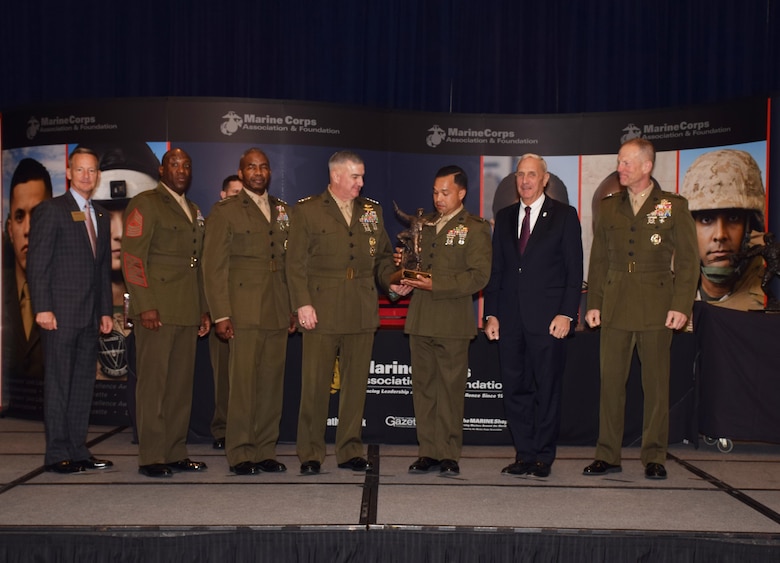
[360,204,379,232]
[646,199,672,224]
[297,195,315,204]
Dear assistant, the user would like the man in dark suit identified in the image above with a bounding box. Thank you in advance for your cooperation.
[203,150,294,475]
[484,154,583,478]
[27,147,114,473]
[396,165,492,476]
[583,138,698,480]
[3,159,52,388]
[122,148,211,478]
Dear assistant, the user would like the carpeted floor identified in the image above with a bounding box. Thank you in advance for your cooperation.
[1,416,779,535]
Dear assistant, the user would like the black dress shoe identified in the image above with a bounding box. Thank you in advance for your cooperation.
[337,457,372,471]
[501,460,533,475]
[230,461,259,475]
[77,456,113,470]
[439,459,460,475]
[167,458,207,472]
[45,460,85,474]
[409,457,441,473]
[531,461,551,478]
[582,460,622,476]
[213,438,225,450]
[300,460,321,475]
[138,464,173,478]
[256,459,287,473]
[645,462,667,480]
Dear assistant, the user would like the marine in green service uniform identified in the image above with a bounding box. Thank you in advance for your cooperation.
[203,148,294,476]
[583,138,698,481]
[122,148,211,479]
[286,150,407,475]
[394,165,492,477]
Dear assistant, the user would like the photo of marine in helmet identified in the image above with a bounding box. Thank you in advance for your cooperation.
[79,143,161,379]
[680,149,766,311]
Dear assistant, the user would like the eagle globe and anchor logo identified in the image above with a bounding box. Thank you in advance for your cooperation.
[426,124,446,148]
[620,123,644,144]
[220,111,243,136]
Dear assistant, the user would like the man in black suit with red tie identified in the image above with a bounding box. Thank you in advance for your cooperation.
[483,154,583,478]
[27,147,115,473]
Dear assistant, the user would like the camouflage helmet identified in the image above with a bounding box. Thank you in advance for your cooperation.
[680,149,765,231]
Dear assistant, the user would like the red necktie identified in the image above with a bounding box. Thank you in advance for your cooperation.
[85,202,97,257]
[518,206,531,255]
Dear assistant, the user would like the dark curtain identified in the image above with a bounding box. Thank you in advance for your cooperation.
[1,0,778,114]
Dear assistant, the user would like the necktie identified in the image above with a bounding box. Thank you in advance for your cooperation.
[180,199,193,222]
[20,281,33,339]
[85,202,97,257]
[341,201,353,225]
[259,197,271,222]
[518,206,531,255]
[436,214,445,234]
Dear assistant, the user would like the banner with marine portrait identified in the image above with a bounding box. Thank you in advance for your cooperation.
[0,96,774,445]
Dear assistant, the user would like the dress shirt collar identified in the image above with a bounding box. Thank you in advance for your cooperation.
[518,194,545,233]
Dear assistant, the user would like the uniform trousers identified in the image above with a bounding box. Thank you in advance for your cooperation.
[41,324,97,464]
[297,331,374,464]
[595,326,672,466]
[409,335,470,461]
[135,324,198,466]
[225,328,287,466]
[209,331,230,441]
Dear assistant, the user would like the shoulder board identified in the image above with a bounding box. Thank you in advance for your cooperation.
[361,196,380,205]
[601,192,619,200]
[297,195,316,204]
[660,191,685,199]
[272,197,289,206]
[214,198,232,207]
[469,214,487,223]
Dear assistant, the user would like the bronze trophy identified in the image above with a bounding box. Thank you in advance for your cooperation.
[393,202,436,280]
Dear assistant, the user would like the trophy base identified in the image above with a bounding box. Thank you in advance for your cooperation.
[402,269,432,279]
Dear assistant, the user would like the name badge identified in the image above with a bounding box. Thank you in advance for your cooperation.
[71,211,86,222]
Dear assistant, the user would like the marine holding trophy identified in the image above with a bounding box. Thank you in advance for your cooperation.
[388,165,492,476]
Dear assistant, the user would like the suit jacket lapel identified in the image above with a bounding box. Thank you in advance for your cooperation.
[64,190,95,257]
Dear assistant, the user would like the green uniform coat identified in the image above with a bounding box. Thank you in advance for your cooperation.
[402,209,492,461]
[202,189,292,465]
[122,183,206,466]
[587,184,698,466]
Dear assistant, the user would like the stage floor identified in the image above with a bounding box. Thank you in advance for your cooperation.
[1,416,779,559]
